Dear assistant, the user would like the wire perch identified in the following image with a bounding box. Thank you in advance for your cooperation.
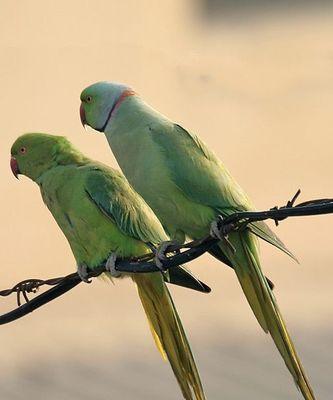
[1,190,333,326]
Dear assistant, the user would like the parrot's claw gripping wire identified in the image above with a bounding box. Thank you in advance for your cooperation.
[77,263,92,283]
[210,216,236,254]
[105,253,122,278]
[155,240,181,272]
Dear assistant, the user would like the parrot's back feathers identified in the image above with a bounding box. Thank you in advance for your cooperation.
[174,124,213,161]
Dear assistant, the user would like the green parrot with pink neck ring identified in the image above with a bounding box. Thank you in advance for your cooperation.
[10,132,207,400]
[80,81,316,400]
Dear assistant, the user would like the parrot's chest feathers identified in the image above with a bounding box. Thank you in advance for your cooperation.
[108,129,176,210]
[40,173,92,246]
[107,127,214,239]
[38,166,145,267]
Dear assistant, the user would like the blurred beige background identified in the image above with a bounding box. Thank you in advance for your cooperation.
[1,1,333,399]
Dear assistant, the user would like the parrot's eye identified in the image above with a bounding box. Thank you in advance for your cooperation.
[19,147,27,154]
[86,96,93,103]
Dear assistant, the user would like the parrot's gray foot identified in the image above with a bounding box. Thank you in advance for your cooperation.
[105,253,122,278]
[210,217,236,253]
[155,240,180,272]
[210,219,225,240]
[77,263,92,283]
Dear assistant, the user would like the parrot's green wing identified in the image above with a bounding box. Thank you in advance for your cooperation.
[150,123,295,259]
[85,165,168,245]
[85,165,211,293]
[249,220,298,262]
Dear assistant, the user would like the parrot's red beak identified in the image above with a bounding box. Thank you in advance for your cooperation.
[80,103,87,128]
[10,157,20,179]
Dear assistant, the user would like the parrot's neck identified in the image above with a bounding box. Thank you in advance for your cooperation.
[103,96,169,178]
[105,96,167,136]
[33,148,89,183]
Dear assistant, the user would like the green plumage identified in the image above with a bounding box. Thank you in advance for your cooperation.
[80,81,315,399]
[11,133,206,400]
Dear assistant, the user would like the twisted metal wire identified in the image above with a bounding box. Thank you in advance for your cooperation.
[1,190,333,325]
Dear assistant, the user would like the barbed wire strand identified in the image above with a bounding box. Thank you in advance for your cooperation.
[1,191,333,326]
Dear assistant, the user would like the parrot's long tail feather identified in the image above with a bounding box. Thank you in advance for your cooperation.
[221,231,315,400]
[133,273,206,400]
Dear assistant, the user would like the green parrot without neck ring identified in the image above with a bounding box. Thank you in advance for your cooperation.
[10,132,207,400]
[80,81,316,400]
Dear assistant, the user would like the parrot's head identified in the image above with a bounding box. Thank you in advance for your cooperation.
[80,81,135,132]
[10,133,75,181]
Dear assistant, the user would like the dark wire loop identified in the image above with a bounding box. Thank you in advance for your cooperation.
[1,190,333,326]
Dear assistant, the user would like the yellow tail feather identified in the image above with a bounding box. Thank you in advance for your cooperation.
[133,273,206,400]
[220,230,315,400]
